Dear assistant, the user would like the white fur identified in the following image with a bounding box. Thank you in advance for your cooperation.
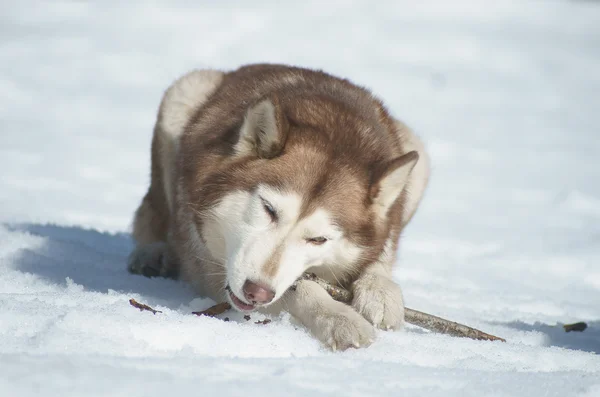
[285,279,375,350]
[201,184,365,307]
[201,190,250,263]
[176,194,227,300]
[305,218,363,287]
[351,240,406,330]
[270,208,354,300]
[393,119,431,224]
[158,70,224,212]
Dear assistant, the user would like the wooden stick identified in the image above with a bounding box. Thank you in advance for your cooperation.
[403,307,505,342]
[298,272,353,301]
[296,273,506,342]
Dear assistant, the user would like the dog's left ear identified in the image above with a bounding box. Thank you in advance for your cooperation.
[236,95,288,159]
[370,150,419,217]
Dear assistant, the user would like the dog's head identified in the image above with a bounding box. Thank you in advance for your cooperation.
[196,95,418,312]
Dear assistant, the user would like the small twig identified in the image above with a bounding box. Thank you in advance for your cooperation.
[129,298,162,315]
[404,307,505,342]
[192,302,232,318]
[299,273,353,302]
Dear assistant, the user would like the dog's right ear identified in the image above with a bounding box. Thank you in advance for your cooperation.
[369,150,419,218]
[235,95,288,159]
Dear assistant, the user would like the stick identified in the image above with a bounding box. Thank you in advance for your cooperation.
[298,272,353,301]
[296,273,506,342]
[403,307,505,342]
[192,302,232,318]
[129,298,162,315]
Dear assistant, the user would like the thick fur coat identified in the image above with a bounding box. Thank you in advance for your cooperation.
[128,64,430,350]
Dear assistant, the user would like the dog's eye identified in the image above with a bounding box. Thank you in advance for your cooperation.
[261,198,277,222]
[306,236,328,245]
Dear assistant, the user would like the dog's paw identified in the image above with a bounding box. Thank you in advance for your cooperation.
[352,273,405,330]
[311,302,376,351]
[127,242,178,279]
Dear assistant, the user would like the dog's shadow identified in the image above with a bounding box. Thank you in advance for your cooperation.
[6,223,196,308]
[496,320,600,355]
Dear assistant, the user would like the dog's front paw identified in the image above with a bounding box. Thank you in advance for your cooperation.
[352,274,405,330]
[311,302,375,351]
[127,242,178,279]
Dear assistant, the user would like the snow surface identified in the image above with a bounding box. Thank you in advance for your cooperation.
[1,1,600,396]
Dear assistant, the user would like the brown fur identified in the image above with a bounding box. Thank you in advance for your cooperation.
[261,243,284,279]
[130,64,430,348]
[131,124,170,245]
[163,65,417,281]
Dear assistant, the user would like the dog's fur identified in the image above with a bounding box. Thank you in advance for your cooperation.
[128,64,430,350]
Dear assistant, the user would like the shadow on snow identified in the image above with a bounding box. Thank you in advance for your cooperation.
[6,223,600,352]
[499,320,600,355]
[5,222,196,309]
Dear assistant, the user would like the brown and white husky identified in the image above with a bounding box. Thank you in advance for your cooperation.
[128,63,430,350]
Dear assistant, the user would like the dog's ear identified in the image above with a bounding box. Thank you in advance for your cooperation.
[370,150,419,217]
[236,95,288,159]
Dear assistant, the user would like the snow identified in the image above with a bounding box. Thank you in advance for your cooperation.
[1,1,600,395]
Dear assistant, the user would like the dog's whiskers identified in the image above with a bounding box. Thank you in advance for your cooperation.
[202,272,227,277]
[192,253,226,268]
[326,263,343,287]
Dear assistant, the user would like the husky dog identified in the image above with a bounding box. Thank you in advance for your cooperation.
[128,64,430,350]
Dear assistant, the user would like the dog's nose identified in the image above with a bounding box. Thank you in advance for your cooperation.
[243,280,275,304]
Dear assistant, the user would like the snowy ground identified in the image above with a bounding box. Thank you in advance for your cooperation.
[1,1,600,396]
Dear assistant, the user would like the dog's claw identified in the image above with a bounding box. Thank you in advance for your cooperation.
[313,303,375,351]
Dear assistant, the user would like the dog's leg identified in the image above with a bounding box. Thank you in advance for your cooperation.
[127,241,178,279]
[128,126,175,278]
[128,69,224,279]
[127,131,178,279]
[351,260,405,330]
[283,279,376,350]
[347,120,431,328]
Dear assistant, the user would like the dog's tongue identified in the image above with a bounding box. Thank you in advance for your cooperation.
[229,290,255,311]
